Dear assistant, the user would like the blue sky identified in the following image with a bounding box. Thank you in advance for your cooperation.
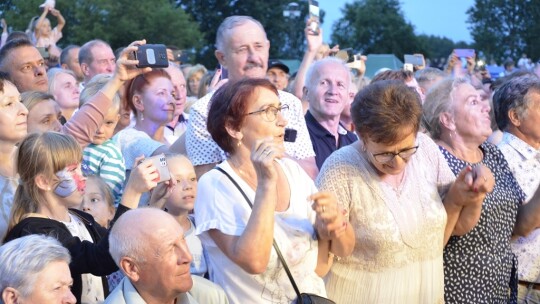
[320,0,475,44]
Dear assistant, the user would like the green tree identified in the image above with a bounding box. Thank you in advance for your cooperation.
[178,0,325,67]
[467,0,534,63]
[330,0,426,59]
[1,0,203,52]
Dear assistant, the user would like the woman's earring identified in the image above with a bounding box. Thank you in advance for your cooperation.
[140,112,144,121]
[237,140,242,147]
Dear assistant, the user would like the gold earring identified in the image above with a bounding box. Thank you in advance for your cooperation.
[237,140,242,147]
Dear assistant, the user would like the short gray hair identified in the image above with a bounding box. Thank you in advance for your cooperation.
[0,235,71,300]
[415,67,446,87]
[493,73,540,130]
[304,57,351,93]
[423,77,469,139]
[215,16,266,51]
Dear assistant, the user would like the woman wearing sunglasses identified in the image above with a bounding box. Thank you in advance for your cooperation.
[317,80,493,303]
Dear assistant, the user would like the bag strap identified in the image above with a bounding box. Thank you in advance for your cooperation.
[214,167,303,300]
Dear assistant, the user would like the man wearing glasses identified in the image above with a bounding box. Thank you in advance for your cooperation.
[303,57,357,170]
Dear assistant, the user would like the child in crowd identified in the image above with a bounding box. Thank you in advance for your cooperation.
[4,131,165,303]
[80,175,115,228]
[151,154,208,277]
[80,174,124,292]
[81,74,126,206]
[32,6,65,61]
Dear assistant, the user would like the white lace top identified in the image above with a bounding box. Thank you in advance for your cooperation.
[316,132,455,304]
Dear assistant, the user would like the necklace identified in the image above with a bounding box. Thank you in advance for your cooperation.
[228,159,258,190]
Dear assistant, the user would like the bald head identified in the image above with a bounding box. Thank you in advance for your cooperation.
[110,208,180,263]
[109,208,193,301]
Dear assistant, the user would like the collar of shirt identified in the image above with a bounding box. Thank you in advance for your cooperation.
[502,132,540,161]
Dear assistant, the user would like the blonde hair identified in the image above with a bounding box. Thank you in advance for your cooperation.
[79,74,120,112]
[85,175,115,212]
[186,64,208,96]
[47,68,77,95]
[8,132,82,231]
[21,91,55,112]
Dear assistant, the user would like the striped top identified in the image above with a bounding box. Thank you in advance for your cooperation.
[82,139,126,206]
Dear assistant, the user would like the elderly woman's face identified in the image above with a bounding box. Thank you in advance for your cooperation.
[238,87,288,149]
[450,83,492,142]
[16,260,76,303]
[363,130,417,177]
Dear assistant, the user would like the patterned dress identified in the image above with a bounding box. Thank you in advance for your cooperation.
[440,142,525,303]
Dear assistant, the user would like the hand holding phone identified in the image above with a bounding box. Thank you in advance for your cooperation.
[138,154,171,183]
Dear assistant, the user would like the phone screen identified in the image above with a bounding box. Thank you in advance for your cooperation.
[308,0,320,35]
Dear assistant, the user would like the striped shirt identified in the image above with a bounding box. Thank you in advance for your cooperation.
[82,139,126,206]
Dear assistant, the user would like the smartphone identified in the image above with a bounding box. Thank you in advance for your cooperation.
[335,48,358,63]
[220,64,228,80]
[284,128,297,142]
[37,47,50,59]
[404,54,424,66]
[454,49,475,58]
[140,154,171,183]
[403,63,414,72]
[135,44,169,68]
[308,0,320,35]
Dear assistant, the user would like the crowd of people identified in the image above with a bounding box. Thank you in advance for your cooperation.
[1,2,540,304]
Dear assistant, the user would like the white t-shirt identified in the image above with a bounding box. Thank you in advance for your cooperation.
[195,159,325,303]
[186,90,315,166]
[0,175,18,240]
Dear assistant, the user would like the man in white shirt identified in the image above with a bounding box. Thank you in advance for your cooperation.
[493,74,540,303]
[177,16,317,179]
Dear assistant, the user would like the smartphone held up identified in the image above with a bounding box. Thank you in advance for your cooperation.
[308,0,320,35]
[135,44,169,68]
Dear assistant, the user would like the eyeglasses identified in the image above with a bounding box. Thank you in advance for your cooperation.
[246,104,289,122]
[369,145,420,163]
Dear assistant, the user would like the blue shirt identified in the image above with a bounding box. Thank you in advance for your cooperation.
[305,110,357,170]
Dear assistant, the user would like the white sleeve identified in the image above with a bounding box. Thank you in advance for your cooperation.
[186,93,226,166]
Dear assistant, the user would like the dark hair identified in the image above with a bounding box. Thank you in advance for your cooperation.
[0,39,34,73]
[207,78,278,153]
[60,45,80,65]
[5,31,31,44]
[371,69,414,83]
[125,69,171,115]
[352,80,422,144]
[493,74,540,130]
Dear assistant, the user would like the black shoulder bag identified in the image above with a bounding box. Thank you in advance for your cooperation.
[215,167,335,304]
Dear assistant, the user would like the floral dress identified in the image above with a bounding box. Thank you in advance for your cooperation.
[440,142,525,304]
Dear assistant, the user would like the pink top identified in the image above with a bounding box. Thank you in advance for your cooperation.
[62,91,111,149]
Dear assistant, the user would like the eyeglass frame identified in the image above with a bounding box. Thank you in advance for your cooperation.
[245,104,289,122]
[368,145,420,163]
